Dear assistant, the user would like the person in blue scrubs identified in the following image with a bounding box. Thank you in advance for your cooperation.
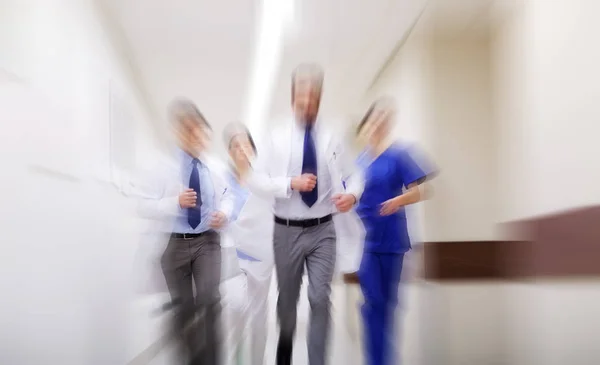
[355,98,428,365]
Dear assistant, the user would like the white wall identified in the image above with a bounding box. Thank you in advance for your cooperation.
[0,1,160,363]
[427,34,498,242]
[0,0,159,180]
[492,1,600,364]
[493,0,600,221]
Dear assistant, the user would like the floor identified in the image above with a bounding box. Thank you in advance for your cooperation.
[127,275,430,365]
[126,251,428,365]
[127,281,366,365]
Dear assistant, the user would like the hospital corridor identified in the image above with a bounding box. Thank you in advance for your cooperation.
[1,0,600,364]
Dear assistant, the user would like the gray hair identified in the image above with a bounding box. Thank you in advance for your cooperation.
[168,98,211,130]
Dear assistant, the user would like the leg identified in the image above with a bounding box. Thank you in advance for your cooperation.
[242,260,273,365]
[304,221,337,365]
[220,273,249,365]
[379,254,404,365]
[191,231,222,365]
[220,246,248,365]
[161,237,194,365]
[273,224,305,365]
[358,253,385,365]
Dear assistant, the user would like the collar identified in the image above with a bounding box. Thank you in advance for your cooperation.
[292,115,321,134]
[178,147,208,166]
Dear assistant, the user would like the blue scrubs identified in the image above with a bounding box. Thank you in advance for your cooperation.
[356,145,426,365]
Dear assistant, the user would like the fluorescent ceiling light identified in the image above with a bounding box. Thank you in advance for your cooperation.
[243,0,295,135]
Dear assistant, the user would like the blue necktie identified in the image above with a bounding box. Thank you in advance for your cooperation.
[188,158,202,229]
[301,124,318,207]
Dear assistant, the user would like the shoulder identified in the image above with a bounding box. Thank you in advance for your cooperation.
[252,117,291,144]
[356,149,371,168]
[144,151,179,174]
[388,142,411,158]
[320,116,354,143]
[203,154,229,176]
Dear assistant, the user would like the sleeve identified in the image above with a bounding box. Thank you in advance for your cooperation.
[406,144,439,181]
[227,185,249,223]
[396,148,428,188]
[210,162,236,222]
[336,137,364,201]
[135,164,181,220]
[355,150,370,171]
[244,131,293,199]
[219,185,236,223]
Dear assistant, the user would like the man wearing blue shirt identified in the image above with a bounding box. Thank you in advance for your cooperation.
[138,99,235,365]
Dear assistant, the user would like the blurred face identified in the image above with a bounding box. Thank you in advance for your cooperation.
[228,133,254,168]
[292,72,322,125]
[175,115,211,156]
[359,106,394,146]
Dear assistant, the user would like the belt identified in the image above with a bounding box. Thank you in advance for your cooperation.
[274,214,333,228]
[171,231,212,240]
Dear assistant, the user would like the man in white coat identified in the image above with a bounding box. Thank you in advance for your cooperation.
[136,99,235,365]
[246,63,364,365]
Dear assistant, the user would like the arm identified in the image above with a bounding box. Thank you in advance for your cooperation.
[226,186,248,223]
[336,138,364,203]
[380,148,428,216]
[245,132,293,199]
[136,165,181,220]
[392,182,422,206]
[207,159,236,224]
[379,182,423,216]
[218,185,236,223]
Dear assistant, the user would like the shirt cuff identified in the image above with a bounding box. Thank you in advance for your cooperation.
[220,208,233,225]
[174,196,184,213]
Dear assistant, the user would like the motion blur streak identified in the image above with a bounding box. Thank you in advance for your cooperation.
[243,0,295,135]
[2,0,600,364]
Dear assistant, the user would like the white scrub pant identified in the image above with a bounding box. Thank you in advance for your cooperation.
[220,258,273,365]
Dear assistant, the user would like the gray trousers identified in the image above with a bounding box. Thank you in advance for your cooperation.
[274,220,337,365]
[161,231,222,365]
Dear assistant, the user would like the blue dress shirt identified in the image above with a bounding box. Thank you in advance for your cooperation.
[172,149,216,234]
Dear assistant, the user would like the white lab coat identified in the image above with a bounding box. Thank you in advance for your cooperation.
[220,179,274,365]
[246,117,366,274]
[219,246,248,365]
[334,208,365,274]
[223,189,274,265]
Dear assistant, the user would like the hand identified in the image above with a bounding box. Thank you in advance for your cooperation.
[179,189,197,208]
[209,211,227,229]
[332,193,356,213]
[379,197,401,216]
[291,173,317,192]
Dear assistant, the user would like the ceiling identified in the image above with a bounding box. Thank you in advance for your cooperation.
[100,0,427,143]
[425,0,496,37]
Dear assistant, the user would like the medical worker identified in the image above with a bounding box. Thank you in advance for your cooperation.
[355,98,427,365]
[220,123,274,365]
